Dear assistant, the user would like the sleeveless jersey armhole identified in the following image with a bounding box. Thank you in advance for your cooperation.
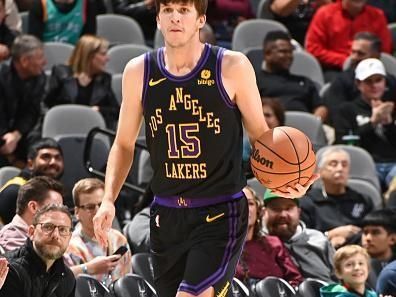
[215,48,237,109]
[142,52,151,109]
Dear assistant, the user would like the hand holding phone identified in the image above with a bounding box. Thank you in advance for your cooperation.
[112,245,128,257]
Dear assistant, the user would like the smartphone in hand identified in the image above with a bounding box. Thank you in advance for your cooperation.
[112,245,128,257]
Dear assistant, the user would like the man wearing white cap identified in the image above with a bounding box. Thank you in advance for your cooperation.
[333,58,396,189]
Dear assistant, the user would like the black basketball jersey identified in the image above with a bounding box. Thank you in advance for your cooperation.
[142,43,245,198]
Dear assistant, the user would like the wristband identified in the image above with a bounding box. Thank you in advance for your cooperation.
[82,264,89,274]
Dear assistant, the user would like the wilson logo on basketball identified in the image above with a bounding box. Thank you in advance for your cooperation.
[251,148,274,169]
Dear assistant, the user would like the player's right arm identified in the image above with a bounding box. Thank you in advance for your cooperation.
[93,55,145,247]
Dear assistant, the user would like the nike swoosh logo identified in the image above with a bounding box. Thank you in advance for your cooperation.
[206,212,225,223]
[149,78,167,86]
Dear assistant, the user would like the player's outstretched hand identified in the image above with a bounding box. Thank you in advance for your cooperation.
[271,173,320,199]
[93,200,115,247]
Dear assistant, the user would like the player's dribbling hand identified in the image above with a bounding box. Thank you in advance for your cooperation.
[93,200,115,247]
[271,173,320,199]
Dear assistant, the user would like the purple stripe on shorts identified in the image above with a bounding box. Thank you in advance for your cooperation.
[157,43,211,82]
[178,201,238,295]
[142,52,150,108]
[153,191,243,208]
[215,48,236,109]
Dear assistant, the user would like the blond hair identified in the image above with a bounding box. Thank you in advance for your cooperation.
[334,245,370,276]
[72,178,104,207]
[68,35,109,74]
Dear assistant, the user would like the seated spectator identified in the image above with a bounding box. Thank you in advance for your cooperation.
[333,58,396,189]
[305,0,392,80]
[235,186,303,290]
[0,176,63,252]
[324,32,396,124]
[0,34,46,168]
[320,245,377,297]
[45,35,119,129]
[269,0,331,45]
[300,147,373,248]
[0,0,18,62]
[376,260,396,296]
[256,30,328,121]
[0,138,64,224]
[66,178,132,285]
[0,204,75,297]
[263,189,336,283]
[111,0,156,43]
[0,258,8,289]
[361,209,396,286]
[28,0,99,45]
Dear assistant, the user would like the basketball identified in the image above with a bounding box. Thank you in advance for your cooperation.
[250,126,316,192]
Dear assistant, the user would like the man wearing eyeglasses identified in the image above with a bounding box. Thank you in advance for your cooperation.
[65,178,132,286]
[0,203,75,297]
[0,176,64,252]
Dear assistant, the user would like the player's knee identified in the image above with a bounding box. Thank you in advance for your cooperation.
[176,287,214,297]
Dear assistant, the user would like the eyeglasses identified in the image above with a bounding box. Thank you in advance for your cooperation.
[35,222,73,237]
[78,202,102,212]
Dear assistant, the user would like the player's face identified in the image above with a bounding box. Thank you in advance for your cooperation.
[362,226,395,259]
[320,152,350,186]
[75,188,104,234]
[157,2,205,48]
[336,253,368,289]
[263,198,300,241]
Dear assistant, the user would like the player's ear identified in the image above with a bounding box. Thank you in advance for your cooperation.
[198,15,206,29]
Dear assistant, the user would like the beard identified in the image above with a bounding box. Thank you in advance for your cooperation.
[34,241,66,260]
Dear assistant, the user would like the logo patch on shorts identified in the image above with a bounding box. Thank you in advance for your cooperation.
[206,212,225,223]
[216,281,230,297]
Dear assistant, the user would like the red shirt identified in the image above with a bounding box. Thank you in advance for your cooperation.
[306,1,392,69]
[235,235,303,287]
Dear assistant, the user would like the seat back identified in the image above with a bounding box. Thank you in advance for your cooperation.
[0,166,21,188]
[315,145,381,191]
[255,277,296,297]
[232,19,288,52]
[247,177,267,199]
[111,273,157,297]
[107,44,152,74]
[112,73,123,105]
[97,14,145,46]
[19,11,28,33]
[290,51,324,88]
[297,278,328,297]
[231,278,250,297]
[343,53,396,77]
[75,274,111,297]
[257,0,274,19]
[131,253,155,287]
[284,111,327,151]
[42,105,106,138]
[43,42,74,72]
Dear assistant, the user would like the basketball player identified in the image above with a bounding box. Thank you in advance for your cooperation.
[93,1,318,297]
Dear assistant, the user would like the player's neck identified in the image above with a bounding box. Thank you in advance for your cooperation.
[163,41,205,76]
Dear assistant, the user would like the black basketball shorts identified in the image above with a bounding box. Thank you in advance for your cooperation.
[149,194,248,297]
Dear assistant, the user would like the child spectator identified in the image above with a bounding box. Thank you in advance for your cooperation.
[320,245,377,297]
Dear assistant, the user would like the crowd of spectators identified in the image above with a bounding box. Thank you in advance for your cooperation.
[0,0,396,296]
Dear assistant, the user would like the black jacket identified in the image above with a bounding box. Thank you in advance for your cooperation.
[45,64,119,129]
[0,239,76,297]
[0,61,46,137]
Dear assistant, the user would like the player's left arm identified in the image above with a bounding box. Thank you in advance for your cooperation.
[221,50,319,198]
[220,50,268,145]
